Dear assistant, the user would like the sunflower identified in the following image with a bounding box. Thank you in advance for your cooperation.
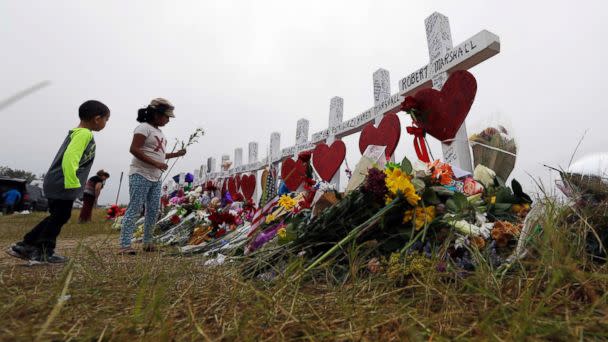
[403,206,436,230]
[384,168,420,205]
[278,194,297,211]
[265,213,276,224]
[277,227,287,239]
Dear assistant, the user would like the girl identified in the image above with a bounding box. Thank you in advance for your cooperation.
[119,98,186,254]
[79,169,110,222]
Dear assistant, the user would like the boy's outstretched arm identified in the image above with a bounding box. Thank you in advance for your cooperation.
[61,129,93,189]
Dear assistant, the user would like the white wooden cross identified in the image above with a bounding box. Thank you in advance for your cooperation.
[234,148,243,168]
[206,12,499,195]
[372,68,395,162]
[326,97,344,187]
[424,12,473,171]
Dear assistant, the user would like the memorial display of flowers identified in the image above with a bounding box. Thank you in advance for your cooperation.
[105,139,535,286]
[240,156,532,279]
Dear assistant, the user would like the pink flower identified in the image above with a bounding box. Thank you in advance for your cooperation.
[463,177,484,196]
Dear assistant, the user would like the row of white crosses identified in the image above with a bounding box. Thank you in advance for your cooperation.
[196,12,500,200]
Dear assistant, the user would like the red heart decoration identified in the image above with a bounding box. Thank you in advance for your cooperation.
[312,141,346,182]
[358,113,401,158]
[227,176,241,199]
[240,174,256,200]
[280,158,306,191]
[235,174,242,190]
[413,70,477,142]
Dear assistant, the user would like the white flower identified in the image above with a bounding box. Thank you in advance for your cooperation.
[413,161,432,177]
[454,236,468,249]
[474,164,497,188]
[447,217,489,238]
[475,212,488,225]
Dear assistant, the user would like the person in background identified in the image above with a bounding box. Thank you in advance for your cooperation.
[78,170,110,222]
[7,100,110,263]
[2,189,22,215]
[119,98,186,254]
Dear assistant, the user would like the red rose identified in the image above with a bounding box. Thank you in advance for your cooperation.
[170,215,181,224]
[215,228,226,238]
[402,96,417,112]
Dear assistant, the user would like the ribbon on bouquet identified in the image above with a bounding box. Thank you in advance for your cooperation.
[406,124,430,163]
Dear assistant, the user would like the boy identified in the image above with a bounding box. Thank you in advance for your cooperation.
[7,100,110,263]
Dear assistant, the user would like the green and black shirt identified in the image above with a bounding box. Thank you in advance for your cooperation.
[43,128,96,200]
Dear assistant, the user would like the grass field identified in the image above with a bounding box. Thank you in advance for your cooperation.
[1,204,608,341]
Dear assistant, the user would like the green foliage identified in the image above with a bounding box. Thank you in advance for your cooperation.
[0,166,39,182]
[400,156,413,174]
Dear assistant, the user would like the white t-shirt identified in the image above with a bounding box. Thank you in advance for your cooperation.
[129,123,166,181]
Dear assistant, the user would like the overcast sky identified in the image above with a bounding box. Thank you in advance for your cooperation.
[1,0,607,204]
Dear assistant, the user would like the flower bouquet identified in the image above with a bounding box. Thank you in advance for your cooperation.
[240,156,533,280]
[469,126,517,181]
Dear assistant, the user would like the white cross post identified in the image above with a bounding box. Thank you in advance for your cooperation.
[270,132,281,163]
[327,97,344,189]
[248,141,259,200]
[269,132,281,196]
[234,148,243,168]
[295,119,310,191]
[296,119,309,146]
[207,157,216,173]
[425,12,473,172]
[372,68,395,162]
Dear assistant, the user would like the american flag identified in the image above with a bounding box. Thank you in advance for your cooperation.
[248,195,279,237]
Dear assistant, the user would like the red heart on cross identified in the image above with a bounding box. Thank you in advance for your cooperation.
[413,70,477,142]
[358,113,401,158]
[312,141,346,182]
[280,158,306,192]
[227,176,241,199]
[240,174,256,200]
[221,179,227,194]
[235,174,242,191]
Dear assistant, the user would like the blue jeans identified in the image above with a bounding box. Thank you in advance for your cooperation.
[120,173,161,247]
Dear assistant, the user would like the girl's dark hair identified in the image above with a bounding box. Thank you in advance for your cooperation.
[136,103,172,123]
[137,106,158,123]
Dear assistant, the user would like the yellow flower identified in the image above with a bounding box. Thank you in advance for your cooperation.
[403,206,436,230]
[384,168,420,206]
[385,195,394,206]
[277,227,287,239]
[278,195,297,211]
[490,196,496,204]
[265,213,276,224]
[386,252,402,280]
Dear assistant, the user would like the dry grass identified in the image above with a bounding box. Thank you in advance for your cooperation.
[1,203,608,341]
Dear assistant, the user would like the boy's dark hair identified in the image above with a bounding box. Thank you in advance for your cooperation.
[79,100,110,121]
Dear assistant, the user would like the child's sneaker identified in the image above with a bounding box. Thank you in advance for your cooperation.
[6,242,37,261]
[43,253,69,264]
[118,247,137,255]
[142,244,158,252]
[26,248,69,264]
